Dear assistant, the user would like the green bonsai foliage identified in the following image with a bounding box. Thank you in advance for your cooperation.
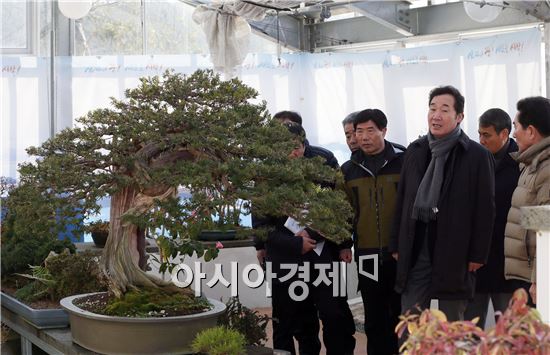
[218,297,269,346]
[1,179,78,275]
[14,251,108,302]
[18,69,352,297]
[397,288,550,354]
[1,236,75,275]
[192,326,246,355]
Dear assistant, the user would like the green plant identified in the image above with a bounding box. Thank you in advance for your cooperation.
[1,180,78,276]
[397,288,550,354]
[192,326,246,355]
[218,297,269,346]
[1,235,75,275]
[14,265,56,302]
[85,220,109,234]
[14,251,108,302]
[1,181,84,243]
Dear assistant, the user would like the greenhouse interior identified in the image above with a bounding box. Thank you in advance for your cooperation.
[1,1,550,354]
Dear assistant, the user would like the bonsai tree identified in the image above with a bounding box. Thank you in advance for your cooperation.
[18,69,352,298]
[85,220,110,247]
[192,326,246,355]
[218,297,270,346]
[1,180,76,276]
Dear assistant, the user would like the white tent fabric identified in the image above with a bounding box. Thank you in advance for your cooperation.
[1,28,542,178]
[192,1,267,74]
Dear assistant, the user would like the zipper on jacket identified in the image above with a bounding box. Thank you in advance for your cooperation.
[355,159,389,265]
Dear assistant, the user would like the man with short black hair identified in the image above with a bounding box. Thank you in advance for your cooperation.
[341,108,404,355]
[390,85,495,322]
[505,96,550,304]
[273,110,339,169]
[464,108,528,328]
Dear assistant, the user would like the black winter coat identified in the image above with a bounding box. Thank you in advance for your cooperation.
[389,131,495,300]
[304,142,339,169]
[253,215,342,281]
[476,139,527,292]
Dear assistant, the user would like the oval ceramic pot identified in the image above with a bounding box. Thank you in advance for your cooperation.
[61,292,226,355]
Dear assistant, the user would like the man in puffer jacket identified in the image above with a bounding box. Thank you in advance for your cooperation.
[505,96,550,304]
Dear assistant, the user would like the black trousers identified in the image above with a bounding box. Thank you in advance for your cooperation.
[358,256,401,355]
[271,280,356,355]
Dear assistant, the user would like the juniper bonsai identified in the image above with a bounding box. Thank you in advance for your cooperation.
[18,69,352,297]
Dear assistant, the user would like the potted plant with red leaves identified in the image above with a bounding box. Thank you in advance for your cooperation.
[397,288,550,355]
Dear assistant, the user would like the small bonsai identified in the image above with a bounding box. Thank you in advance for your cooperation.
[1,182,77,277]
[218,297,269,346]
[14,251,108,302]
[192,326,246,355]
[85,220,110,247]
[397,288,550,354]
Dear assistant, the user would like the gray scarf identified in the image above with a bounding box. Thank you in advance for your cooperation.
[412,126,462,222]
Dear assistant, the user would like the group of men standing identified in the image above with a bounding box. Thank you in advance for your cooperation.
[255,87,550,355]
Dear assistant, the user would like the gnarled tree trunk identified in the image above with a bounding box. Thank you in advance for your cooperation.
[102,186,176,297]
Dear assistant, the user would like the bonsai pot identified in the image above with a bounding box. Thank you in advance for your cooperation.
[91,230,108,248]
[0,291,69,329]
[198,229,237,241]
[60,292,226,354]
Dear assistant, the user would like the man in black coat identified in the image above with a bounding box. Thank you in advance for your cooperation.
[464,108,530,328]
[253,123,355,355]
[389,86,495,321]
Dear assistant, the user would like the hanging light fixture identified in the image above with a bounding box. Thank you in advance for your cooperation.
[463,0,503,23]
[58,0,93,20]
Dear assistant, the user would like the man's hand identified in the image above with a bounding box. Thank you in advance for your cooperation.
[468,262,483,272]
[392,252,398,261]
[256,249,266,265]
[530,282,537,304]
[340,249,352,263]
[295,229,310,238]
[301,236,316,254]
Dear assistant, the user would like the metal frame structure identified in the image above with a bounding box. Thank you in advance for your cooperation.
[178,1,550,52]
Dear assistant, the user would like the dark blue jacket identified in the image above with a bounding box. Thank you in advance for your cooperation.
[304,141,339,169]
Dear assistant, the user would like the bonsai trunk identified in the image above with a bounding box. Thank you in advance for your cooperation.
[102,186,175,297]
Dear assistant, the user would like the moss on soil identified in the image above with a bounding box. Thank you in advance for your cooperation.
[76,286,211,318]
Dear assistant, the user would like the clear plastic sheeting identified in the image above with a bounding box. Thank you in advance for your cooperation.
[192,1,269,74]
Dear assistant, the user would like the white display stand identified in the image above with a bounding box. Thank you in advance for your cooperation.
[520,205,550,324]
